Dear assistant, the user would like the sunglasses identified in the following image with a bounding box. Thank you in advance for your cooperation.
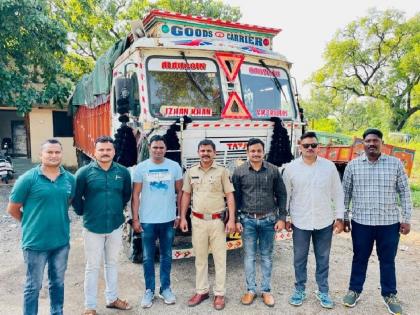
[302,143,319,149]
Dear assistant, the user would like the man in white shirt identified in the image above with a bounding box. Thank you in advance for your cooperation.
[283,132,345,309]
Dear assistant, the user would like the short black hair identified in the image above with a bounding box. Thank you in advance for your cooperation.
[41,138,62,150]
[198,139,216,151]
[247,138,264,150]
[149,134,167,146]
[362,128,383,139]
[300,131,318,141]
[95,136,114,145]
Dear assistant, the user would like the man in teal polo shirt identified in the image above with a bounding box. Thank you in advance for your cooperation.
[7,139,75,315]
[73,136,132,315]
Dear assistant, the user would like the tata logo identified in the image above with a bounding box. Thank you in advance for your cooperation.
[226,142,248,150]
[171,25,213,38]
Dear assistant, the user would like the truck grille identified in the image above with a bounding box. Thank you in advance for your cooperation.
[184,149,247,170]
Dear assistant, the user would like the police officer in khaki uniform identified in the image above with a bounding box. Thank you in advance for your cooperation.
[179,139,235,311]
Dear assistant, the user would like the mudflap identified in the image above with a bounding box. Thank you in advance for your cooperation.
[130,231,143,264]
[122,219,143,264]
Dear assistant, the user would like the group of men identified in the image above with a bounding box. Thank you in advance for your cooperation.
[6,128,412,315]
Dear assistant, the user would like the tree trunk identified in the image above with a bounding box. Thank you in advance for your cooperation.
[395,106,420,131]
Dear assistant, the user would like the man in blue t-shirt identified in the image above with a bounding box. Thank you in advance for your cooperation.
[7,139,75,315]
[131,135,183,308]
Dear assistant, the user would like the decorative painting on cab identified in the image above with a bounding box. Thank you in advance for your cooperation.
[147,57,223,118]
[239,63,295,119]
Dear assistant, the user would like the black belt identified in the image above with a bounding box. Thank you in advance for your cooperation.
[242,212,274,220]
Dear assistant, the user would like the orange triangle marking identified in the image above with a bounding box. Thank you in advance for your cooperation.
[221,92,251,119]
[215,52,244,82]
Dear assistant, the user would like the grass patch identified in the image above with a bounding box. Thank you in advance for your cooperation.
[411,183,420,208]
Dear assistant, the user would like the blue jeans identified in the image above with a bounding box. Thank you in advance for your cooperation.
[292,224,333,293]
[349,221,400,296]
[141,221,175,293]
[22,244,70,315]
[240,213,276,293]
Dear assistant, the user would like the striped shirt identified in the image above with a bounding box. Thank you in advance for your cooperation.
[342,154,412,225]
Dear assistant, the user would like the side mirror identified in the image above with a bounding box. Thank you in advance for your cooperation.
[115,77,132,115]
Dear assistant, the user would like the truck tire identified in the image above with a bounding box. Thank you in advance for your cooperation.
[336,164,347,180]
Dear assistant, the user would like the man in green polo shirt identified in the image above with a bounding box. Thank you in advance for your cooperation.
[7,139,75,315]
[73,136,132,315]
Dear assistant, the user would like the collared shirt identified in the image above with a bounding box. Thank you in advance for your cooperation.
[73,161,132,234]
[232,161,287,221]
[182,161,234,214]
[10,165,75,250]
[342,154,412,225]
[283,156,345,230]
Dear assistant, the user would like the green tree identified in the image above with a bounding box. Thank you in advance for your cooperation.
[147,0,241,20]
[0,0,71,113]
[52,0,241,81]
[309,9,419,131]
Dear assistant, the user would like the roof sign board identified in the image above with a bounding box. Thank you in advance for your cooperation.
[142,10,281,50]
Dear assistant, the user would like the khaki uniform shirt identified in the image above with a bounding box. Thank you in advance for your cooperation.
[182,162,234,214]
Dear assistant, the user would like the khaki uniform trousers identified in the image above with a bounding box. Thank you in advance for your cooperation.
[191,216,226,296]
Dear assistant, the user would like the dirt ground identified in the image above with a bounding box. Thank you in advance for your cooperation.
[1,184,420,315]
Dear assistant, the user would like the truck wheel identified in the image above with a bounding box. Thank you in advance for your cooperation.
[336,164,347,180]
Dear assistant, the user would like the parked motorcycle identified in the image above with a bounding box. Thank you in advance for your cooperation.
[0,138,14,184]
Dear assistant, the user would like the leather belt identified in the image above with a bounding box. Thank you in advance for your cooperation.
[192,211,223,220]
[243,212,274,220]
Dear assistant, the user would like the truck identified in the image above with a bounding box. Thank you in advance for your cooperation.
[314,131,415,177]
[70,10,304,262]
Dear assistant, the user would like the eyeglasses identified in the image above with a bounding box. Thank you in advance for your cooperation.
[302,143,319,149]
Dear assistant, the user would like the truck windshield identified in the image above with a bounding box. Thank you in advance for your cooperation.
[147,57,223,118]
[240,63,296,119]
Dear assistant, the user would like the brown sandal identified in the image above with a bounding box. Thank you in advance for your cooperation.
[83,310,96,315]
[106,298,132,310]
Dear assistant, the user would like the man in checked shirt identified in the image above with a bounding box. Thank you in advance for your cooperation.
[342,128,412,315]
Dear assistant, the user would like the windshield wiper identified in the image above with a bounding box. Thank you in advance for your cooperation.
[259,59,290,106]
[180,52,211,101]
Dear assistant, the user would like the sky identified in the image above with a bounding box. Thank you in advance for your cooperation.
[224,0,419,96]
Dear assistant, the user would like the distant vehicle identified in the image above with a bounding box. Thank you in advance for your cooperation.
[0,139,14,184]
[313,131,415,177]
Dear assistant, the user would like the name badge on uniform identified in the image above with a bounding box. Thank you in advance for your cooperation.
[191,176,200,184]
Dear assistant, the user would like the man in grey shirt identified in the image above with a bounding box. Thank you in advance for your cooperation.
[232,138,287,307]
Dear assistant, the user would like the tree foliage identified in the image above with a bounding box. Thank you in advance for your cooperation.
[309,9,419,131]
[52,0,241,81]
[0,0,71,113]
[1,0,241,111]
